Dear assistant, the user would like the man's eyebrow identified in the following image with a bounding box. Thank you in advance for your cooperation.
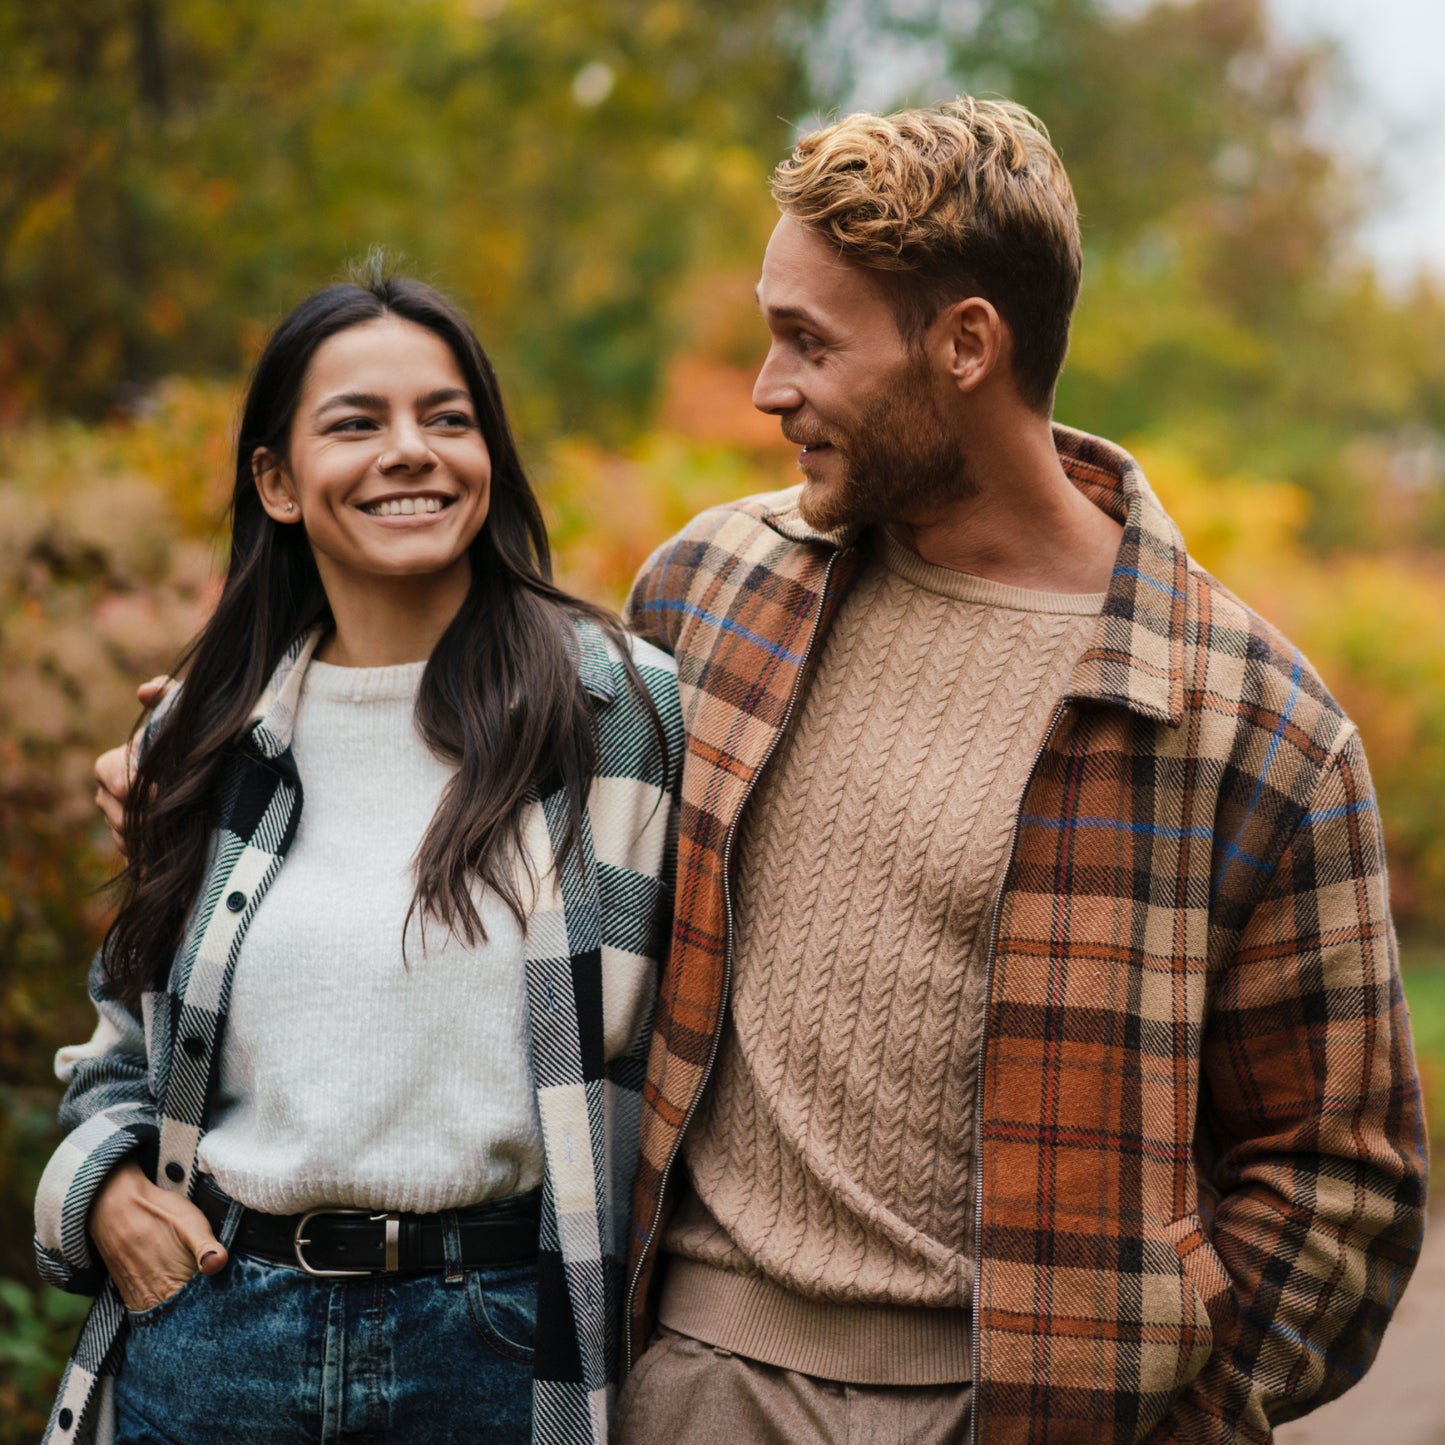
[754,294,828,329]
[313,387,472,416]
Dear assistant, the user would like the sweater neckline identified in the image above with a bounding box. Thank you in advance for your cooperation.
[301,657,428,704]
[876,530,1106,615]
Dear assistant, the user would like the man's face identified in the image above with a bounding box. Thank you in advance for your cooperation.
[752,215,970,532]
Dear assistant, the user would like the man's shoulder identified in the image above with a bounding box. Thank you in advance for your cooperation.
[624,483,848,659]
[660,483,814,557]
[1072,422,1357,770]
[1182,555,1356,765]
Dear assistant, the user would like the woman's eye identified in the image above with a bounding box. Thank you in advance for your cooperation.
[332,416,376,433]
[430,412,474,429]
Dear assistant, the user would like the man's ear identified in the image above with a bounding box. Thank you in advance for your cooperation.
[252,448,301,523]
[934,297,1007,395]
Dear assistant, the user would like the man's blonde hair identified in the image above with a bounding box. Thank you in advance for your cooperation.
[771,97,1082,413]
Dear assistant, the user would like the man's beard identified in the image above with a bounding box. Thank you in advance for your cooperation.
[792,373,974,533]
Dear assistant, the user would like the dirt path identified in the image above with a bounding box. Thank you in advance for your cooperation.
[1274,1203,1443,1445]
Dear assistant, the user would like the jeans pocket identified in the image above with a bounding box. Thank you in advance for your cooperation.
[124,1267,208,1328]
[464,1263,537,1364]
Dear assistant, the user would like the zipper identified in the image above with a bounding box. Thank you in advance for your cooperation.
[968,701,1068,1445]
[623,546,843,1371]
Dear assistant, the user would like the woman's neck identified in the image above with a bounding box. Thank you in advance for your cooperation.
[315,567,470,668]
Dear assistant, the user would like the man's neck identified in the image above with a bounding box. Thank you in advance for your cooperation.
[887,419,1123,594]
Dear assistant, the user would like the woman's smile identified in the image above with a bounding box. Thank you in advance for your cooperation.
[356,492,459,519]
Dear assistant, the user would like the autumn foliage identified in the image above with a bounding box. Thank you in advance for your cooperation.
[3,0,1444,1432]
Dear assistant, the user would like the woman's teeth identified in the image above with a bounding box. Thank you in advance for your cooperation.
[363,497,447,516]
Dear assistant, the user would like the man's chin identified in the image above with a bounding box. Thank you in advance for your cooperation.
[797,476,860,533]
[797,483,840,532]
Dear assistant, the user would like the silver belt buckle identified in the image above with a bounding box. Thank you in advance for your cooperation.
[292,1208,401,1276]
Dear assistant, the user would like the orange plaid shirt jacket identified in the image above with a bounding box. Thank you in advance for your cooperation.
[619,426,1428,1444]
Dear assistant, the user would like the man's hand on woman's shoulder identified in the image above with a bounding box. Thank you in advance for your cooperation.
[94,675,174,852]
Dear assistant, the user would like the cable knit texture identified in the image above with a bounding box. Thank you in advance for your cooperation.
[660,532,1100,1383]
[197,658,544,1215]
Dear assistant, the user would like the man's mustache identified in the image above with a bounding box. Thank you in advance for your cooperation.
[779,421,837,448]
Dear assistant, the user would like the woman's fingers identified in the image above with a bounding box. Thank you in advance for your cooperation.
[172,1198,228,1276]
[94,742,136,825]
[112,1255,202,1312]
[90,1160,227,1311]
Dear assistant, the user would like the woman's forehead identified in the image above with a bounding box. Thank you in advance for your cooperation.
[302,316,465,401]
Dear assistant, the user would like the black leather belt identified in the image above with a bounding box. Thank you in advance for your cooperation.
[197,1176,540,1277]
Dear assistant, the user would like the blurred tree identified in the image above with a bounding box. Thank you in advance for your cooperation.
[4,8,1445,1428]
[0,0,821,436]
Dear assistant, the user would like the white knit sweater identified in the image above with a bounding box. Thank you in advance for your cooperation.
[197,658,544,1215]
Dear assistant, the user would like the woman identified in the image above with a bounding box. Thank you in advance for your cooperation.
[34,271,681,1445]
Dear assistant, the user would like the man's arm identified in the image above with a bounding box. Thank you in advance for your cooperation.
[1150,727,1428,1442]
[621,535,687,658]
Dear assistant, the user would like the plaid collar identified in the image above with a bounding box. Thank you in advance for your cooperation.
[755,423,1188,727]
[244,627,323,758]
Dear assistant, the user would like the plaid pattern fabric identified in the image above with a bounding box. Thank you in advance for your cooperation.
[35,622,682,1445]
[621,425,1427,1442]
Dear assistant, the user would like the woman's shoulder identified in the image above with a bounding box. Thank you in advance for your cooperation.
[571,616,678,704]
[571,617,682,782]
[623,633,679,690]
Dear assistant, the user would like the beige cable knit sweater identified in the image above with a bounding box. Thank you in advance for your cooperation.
[659,531,1101,1384]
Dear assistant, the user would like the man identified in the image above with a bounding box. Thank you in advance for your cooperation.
[97,99,1425,1443]
[607,99,1427,1443]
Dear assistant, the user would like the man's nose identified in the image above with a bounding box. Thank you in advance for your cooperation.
[752,344,803,415]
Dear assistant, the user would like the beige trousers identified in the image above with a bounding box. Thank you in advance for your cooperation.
[615,1328,973,1445]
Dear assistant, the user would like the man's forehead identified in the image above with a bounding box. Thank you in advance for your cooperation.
[755,216,875,318]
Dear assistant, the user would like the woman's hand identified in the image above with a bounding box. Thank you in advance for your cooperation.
[93,676,173,853]
[90,1159,228,1312]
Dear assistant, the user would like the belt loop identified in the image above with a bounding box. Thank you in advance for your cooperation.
[440,1210,465,1286]
[219,1195,245,1251]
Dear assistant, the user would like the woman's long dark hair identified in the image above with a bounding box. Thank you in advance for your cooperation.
[102,270,662,1003]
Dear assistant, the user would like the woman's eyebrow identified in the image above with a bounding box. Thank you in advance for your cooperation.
[314,390,387,416]
[414,387,472,409]
[313,387,471,417]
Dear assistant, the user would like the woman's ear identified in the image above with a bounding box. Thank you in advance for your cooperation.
[252,448,301,523]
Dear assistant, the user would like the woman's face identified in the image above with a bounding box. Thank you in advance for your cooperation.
[254,315,492,603]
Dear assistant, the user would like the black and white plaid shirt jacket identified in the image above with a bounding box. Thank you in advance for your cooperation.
[35,621,683,1445]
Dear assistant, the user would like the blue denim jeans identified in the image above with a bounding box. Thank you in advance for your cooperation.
[113,1235,536,1444]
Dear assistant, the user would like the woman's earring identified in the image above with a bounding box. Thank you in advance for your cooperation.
[284,501,295,513]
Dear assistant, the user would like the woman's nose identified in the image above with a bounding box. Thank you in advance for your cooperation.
[378,422,437,472]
